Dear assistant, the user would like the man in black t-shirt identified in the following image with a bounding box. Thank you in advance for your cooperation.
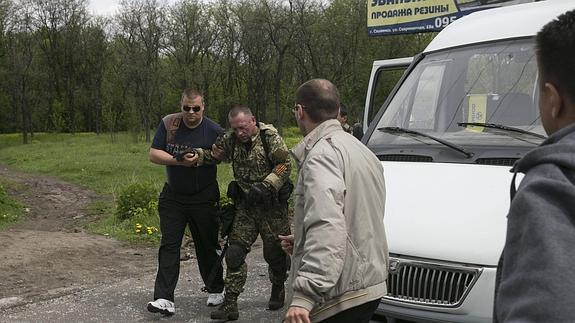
[146,89,225,316]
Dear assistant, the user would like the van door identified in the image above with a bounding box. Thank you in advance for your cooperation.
[362,57,413,138]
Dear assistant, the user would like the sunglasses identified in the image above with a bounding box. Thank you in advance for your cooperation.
[182,105,201,113]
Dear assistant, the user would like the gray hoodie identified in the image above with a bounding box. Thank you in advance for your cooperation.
[494,123,575,322]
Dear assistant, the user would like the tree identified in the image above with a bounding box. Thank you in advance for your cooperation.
[235,0,272,122]
[3,0,45,143]
[117,0,165,142]
[260,0,295,132]
[34,0,90,133]
[210,0,244,125]
[77,18,108,134]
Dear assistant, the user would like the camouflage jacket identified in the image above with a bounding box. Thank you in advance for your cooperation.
[199,122,291,194]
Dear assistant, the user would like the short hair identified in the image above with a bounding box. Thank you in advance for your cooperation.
[295,79,340,123]
[228,105,253,119]
[536,9,575,104]
[182,88,203,103]
[339,103,348,117]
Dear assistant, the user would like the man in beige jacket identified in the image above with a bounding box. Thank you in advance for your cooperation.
[279,79,388,323]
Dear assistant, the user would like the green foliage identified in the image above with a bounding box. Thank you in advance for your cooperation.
[0,129,303,243]
[89,203,161,245]
[0,0,435,137]
[0,93,13,133]
[50,99,66,133]
[114,181,158,221]
[0,132,164,194]
[282,126,303,149]
[92,181,162,244]
[0,183,24,229]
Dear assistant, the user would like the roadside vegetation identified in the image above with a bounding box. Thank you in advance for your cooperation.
[0,180,24,229]
[0,0,433,145]
[0,130,301,244]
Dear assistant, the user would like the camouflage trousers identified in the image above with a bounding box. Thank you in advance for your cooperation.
[224,201,291,295]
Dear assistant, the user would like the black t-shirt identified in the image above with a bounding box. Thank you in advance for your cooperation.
[151,116,224,199]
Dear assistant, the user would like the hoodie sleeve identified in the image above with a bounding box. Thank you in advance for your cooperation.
[291,150,346,310]
[496,163,575,321]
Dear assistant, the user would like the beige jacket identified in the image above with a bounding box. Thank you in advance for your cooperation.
[287,119,388,322]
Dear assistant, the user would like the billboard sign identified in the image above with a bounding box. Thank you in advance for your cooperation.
[368,0,524,36]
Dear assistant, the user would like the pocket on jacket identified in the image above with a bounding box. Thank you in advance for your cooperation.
[331,237,365,297]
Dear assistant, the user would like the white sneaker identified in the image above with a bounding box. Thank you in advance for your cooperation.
[206,292,225,306]
[147,298,175,315]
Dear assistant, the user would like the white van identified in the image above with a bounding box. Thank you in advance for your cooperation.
[362,1,575,322]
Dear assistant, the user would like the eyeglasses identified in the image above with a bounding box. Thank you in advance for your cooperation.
[182,105,201,113]
[292,104,306,112]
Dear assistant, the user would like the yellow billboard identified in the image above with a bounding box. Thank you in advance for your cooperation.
[368,0,523,36]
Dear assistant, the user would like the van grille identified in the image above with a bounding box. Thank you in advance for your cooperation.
[385,257,481,307]
[475,158,518,166]
[378,154,433,162]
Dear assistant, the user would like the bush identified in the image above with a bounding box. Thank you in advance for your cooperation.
[115,181,158,221]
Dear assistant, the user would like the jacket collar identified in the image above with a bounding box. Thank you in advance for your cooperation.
[291,119,342,167]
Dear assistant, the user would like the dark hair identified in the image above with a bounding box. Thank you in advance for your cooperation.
[228,105,253,119]
[536,9,575,104]
[182,88,203,100]
[295,79,340,123]
[339,103,348,117]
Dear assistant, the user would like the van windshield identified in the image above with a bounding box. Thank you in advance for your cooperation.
[367,39,545,160]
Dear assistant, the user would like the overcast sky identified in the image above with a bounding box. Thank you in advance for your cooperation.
[87,0,121,16]
[87,0,178,17]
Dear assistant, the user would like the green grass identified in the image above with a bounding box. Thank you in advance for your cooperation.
[0,128,303,244]
[0,180,25,229]
[0,132,165,195]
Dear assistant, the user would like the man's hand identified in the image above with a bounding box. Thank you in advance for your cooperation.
[278,234,294,255]
[179,152,199,167]
[247,182,274,206]
[174,148,196,162]
[284,306,311,323]
[211,143,225,161]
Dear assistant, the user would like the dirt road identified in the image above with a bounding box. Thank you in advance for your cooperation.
[0,165,158,309]
[0,165,288,322]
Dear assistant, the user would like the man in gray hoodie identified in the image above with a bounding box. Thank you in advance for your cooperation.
[494,9,575,322]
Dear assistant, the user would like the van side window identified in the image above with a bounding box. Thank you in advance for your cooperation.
[369,68,408,126]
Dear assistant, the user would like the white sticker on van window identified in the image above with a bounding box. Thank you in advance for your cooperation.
[467,94,487,132]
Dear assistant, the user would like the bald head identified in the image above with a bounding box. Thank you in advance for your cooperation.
[295,79,340,123]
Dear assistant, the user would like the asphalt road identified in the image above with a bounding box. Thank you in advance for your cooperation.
[0,246,285,323]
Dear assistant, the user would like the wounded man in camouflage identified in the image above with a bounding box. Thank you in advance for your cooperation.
[202,105,292,321]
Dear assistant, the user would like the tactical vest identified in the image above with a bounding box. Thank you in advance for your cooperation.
[229,126,293,201]
[230,125,273,170]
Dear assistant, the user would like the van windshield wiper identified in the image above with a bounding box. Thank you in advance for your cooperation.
[457,122,547,140]
[378,126,474,158]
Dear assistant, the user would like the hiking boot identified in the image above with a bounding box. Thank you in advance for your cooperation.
[147,298,175,316]
[207,291,225,306]
[210,294,239,321]
[268,283,285,310]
